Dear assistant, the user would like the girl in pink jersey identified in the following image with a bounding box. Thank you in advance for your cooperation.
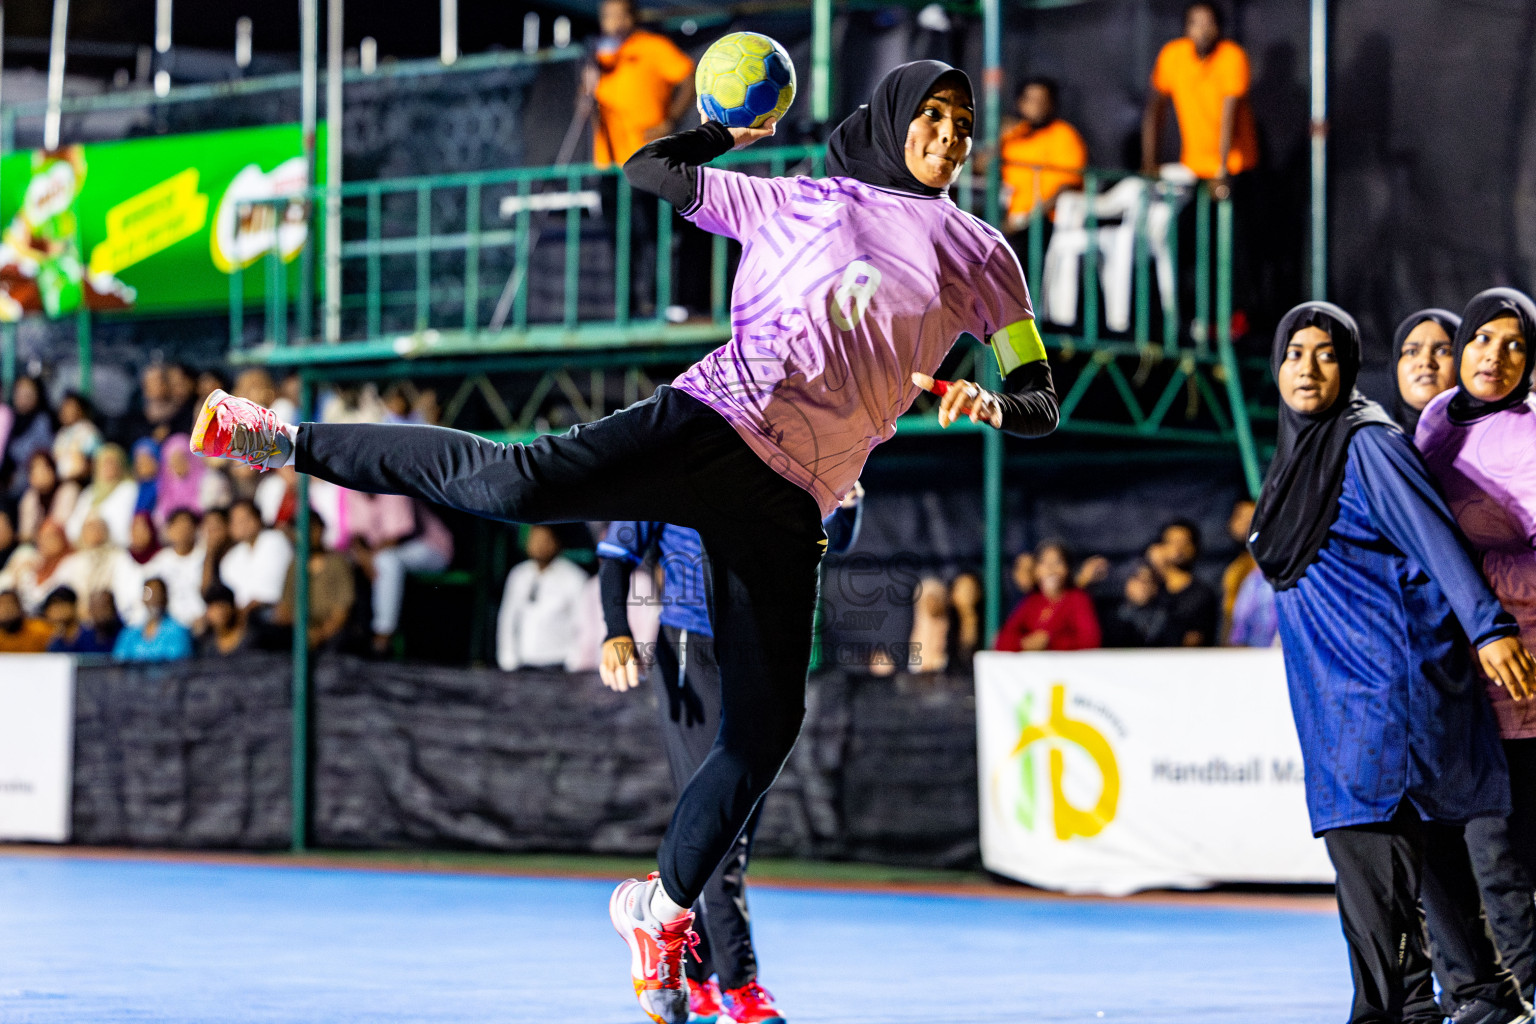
[189,60,1057,1024]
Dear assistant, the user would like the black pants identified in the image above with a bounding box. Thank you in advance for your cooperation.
[295,386,826,906]
[1323,806,1443,1024]
[1422,817,1526,1013]
[653,623,759,989]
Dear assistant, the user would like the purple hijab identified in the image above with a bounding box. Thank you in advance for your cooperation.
[155,433,205,522]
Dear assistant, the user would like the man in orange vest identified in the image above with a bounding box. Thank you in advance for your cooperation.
[588,0,697,318]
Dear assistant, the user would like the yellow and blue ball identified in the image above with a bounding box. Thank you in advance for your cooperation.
[696,32,796,129]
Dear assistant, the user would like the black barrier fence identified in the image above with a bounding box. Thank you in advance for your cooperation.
[71,656,980,869]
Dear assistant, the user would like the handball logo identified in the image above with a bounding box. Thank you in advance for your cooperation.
[1008,684,1119,841]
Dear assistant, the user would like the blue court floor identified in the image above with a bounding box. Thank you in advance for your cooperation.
[0,854,1350,1023]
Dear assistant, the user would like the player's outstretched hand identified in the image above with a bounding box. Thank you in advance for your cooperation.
[1479,635,1536,702]
[600,635,642,692]
[912,372,1004,429]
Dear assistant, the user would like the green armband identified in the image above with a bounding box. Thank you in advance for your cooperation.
[991,318,1047,376]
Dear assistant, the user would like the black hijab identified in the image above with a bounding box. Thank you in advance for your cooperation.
[1249,302,1399,590]
[1447,287,1536,426]
[1389,308,1461,434]
[826,60,971,197]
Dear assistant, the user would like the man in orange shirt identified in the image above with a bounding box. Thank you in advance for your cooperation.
[1141,1,1258,199]
[588,0,699,317]
[0,588,51,653]
[590,0,696,168]
[1000,77,1088,229]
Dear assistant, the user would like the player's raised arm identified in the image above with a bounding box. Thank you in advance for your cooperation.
[623,118,776,209]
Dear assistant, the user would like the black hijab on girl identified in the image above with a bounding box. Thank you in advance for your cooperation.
[1390,308,1460,434]
[826,60,972,197]
[1447,287,1536,426]
[1248,302,1398,591]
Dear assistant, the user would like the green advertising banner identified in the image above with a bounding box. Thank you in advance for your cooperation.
[0,123,325,319]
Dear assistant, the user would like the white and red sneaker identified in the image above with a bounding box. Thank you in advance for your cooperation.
[189,389,292,471]
[721,980,785,1024]
[610,874,698,1024]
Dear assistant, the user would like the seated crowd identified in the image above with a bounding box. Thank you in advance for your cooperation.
[0,366,451,662]
[0,362,1271,672]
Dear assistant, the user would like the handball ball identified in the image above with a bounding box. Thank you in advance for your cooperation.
[696,32,796,129]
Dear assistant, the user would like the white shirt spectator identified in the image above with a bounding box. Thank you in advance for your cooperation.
[220,528,293,608]
[57,543,143,624]
[143,544,207,628]
[496,555,588,671]
[66,479,138,547]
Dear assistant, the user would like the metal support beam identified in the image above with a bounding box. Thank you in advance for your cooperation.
[440,0,458,65]
[291,379,313,852]
[324,0,343,343]
[1309,0,1327,299]
[299,0,318,342]
[44,0,68,150]
[811,0,832,125]
[980,0,1004,641]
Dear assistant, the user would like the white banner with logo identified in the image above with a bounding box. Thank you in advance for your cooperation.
[0,654,75,842]
[976,649,1334,895]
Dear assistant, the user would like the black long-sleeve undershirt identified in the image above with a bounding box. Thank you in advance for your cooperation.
[623,120,734,212]
[625,122,1058,438]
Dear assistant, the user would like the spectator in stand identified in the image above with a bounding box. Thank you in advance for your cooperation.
[1391,309,1460,434]
[1142,1,1258,195]
[1107,558,1172,647]
[155,434,205,525]
[164,364,198,436]
[272,373,301,424]
[995,541,1102,651]
[130,439,160,517]
[949,571,983,670]
[873,575,954,676]
[1149,519,1219,646]
[589,0,696,317]
[220,499,292,616]
[67,444,137,546]
[273,514,355,651]
[87,590,123,651]
[254,464,300,528]
[59,515,143,625]
[1000,76,1088,231]
[590,0,694,173]
[1219,498,1255,635]
[1,520,72,614]
[17,451,80,544]
[496,524,589,671]
[138,363,192,443]
[144,508,205,629]
[358,494,454,655]
[3,375,54,498]
[43,585,109,653]
[0,587,51,652]
[194,369,228,417]
[50,391,100,485]
[113,578,192,662]
[233,368,279,414]
[200,507,234,597]
[198,582,253,657]
[0,508,15,574]
[126,512,161,569]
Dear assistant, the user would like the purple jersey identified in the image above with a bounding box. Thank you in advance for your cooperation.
[671,169,1036,516]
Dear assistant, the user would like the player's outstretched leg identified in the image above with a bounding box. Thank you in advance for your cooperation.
[191,386,710,527]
